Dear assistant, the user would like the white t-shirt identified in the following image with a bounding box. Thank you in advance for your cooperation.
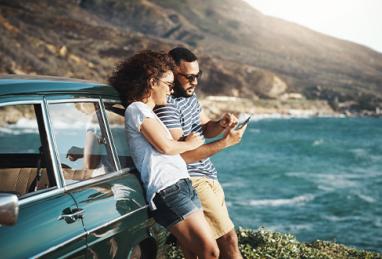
[125,102,189,210]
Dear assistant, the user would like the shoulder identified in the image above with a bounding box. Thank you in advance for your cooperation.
[126,102,154,118]
[126,102,148,113]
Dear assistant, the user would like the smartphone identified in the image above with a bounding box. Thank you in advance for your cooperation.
[235,114,251,130]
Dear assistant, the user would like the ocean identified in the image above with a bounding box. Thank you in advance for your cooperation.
[2,116,381,253]
[212,117,382,253]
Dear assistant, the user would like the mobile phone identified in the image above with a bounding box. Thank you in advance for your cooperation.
[235,114,251,130]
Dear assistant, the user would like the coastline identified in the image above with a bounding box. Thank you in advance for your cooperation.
[200,96,381,120]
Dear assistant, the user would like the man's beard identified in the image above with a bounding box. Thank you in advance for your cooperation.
[173,79,194,98]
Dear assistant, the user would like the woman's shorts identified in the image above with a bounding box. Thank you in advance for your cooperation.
[151,178,201,228]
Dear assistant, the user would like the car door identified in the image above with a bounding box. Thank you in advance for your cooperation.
[46,98,154,258]
[0,100,87,258]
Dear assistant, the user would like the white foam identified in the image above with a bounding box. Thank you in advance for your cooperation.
[287,172,359,190]
[354,193,376,203]
[312,139,324,146]
[251,113,345,121]
[244,194,315,207]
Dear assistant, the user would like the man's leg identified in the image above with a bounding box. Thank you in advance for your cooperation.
[191,177,242,259]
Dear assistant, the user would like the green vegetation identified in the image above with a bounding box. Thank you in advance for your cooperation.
[166,228,382,259]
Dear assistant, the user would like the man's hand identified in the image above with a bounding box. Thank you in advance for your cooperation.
[219,113,238,129]
[223,123,247,148]
[184,132,204,150]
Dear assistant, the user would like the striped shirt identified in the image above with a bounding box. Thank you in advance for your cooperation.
[154,94,218,179]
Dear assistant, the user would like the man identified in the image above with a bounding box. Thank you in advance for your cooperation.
[154,47,247,259]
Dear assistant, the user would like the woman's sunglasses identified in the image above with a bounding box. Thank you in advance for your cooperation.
[178,71,203,83]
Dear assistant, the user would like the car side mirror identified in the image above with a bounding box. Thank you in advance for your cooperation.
[0,193,19,226]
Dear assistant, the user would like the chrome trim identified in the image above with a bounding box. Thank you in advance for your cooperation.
[0,193,19,226]
[45,98,105,186]
[18,188,64,206]
[0,99,66,204]
[42,97,64,188]
[85,205,149,235]
[32,231,87,258]
[44,98,67,187]
[63,169,132,191]
[0,99,42,107]
[101,99,120,103]
[99,98,121,171]
[45,98,101,104]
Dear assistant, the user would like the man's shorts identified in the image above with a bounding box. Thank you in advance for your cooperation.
[151,178,201,229]
[191,177,234,239]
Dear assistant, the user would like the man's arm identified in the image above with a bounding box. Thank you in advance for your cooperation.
[168,125,247,164]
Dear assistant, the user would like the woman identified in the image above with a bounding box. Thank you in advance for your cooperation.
[109,51,219,259]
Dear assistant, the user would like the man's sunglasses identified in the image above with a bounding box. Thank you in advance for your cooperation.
[178,71,203,83]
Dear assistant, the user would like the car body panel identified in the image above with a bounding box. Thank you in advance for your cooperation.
[0,76,167,258]
[0,191,87,259]
[0,76,116,98]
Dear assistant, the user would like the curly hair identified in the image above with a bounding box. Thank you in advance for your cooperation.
[108,50,175,107]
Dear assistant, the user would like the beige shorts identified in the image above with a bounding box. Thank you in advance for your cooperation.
[191,177,234,239]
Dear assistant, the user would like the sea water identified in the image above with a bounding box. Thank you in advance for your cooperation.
[212,117,382,252]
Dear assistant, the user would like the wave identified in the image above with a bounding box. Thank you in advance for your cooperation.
[322,215,363,222]
[285,172,359,191]
[242,194,315,207]
[251,113,345,121]
[354,192,376,203]
[312,139,324,146]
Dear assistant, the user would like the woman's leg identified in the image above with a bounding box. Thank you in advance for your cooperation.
[168,210,219,259]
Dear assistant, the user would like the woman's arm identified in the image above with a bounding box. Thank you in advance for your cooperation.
[140,117,203,155]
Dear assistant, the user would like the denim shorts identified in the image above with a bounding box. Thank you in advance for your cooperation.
[151,178,201,228]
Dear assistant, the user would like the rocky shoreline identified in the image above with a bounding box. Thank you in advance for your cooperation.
[1,96,380,127]
[200,96,381,120]
[166,228,382,259]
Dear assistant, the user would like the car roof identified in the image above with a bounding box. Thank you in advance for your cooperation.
[0,75,119,97]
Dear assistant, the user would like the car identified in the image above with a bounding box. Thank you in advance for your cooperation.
[0,75,168,258]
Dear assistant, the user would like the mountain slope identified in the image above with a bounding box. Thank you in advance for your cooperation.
[0,0,381,113]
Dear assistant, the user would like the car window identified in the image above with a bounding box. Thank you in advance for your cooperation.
[48,102,116,184]
[103,102,134,169]
[0,104,55,197]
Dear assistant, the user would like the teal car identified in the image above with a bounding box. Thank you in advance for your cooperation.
[0,75,167,258]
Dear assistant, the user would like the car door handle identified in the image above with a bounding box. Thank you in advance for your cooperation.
[58,208,84,222]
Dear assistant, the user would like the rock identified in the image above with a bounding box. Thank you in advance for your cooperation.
[45,44,57,54]
[68,54,82,64]
[251,71,288,99]
[59,46,68,58]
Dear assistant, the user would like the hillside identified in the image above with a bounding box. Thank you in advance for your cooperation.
[0,0,382,114]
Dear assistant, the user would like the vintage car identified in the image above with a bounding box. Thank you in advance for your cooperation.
[0,75,167,258]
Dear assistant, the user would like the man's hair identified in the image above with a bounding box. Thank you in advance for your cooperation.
[108,50,175,107]
[168,47,197,65]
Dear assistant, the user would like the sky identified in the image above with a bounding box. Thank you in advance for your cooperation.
[243,0,382,53]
